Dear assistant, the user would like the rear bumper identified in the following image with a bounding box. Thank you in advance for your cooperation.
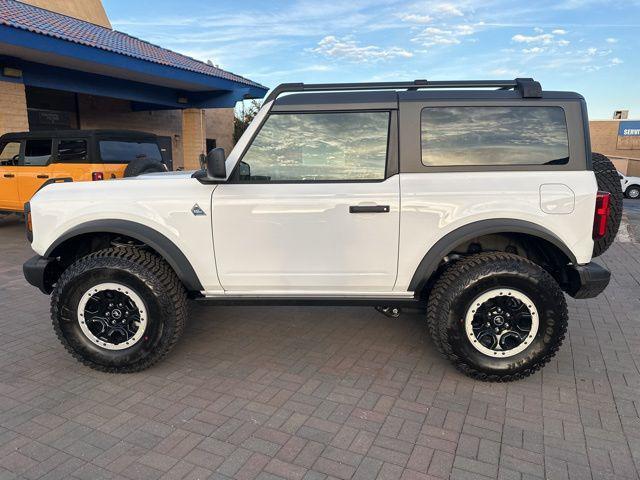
[23,255,58,294]
[562,262,610,299]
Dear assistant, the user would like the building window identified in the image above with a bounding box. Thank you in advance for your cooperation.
[421,106,569,167]
[206,138,217,153]
[26,86,79,131]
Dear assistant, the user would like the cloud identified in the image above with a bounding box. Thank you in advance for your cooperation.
[399,13,433,24]
[606,37,618,43]
[512,29,570,48]
[522,47,544,54]
[434,3,465,16]
[512,33,555,44]
[412,24,477,47]
[311,36,413,62]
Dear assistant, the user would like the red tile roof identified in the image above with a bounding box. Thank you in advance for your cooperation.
[0,0,265,89]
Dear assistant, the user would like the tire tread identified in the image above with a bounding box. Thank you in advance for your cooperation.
[426,252,568,381]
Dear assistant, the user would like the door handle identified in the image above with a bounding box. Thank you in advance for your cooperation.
[349,205,390,213]
[37,174,49,179]
[3,173,14,178]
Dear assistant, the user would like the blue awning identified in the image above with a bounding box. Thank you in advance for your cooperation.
[0,0,268,108]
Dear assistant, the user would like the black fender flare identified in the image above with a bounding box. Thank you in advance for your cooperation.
[45,219,203,292]
[408,218,577,293]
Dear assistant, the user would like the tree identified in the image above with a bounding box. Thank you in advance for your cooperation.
[234,99,262,144]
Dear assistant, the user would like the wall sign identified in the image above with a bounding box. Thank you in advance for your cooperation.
[619,121,640,137]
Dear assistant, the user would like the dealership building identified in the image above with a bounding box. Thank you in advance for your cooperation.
[0,0,267,170]
[590,117,640,176]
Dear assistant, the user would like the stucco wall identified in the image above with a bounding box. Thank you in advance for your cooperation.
[590,120,640,159]
[20,0,111,28]
[0,80,29,136]
[205,108,235,155]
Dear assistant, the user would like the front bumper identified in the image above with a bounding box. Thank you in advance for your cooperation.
[562,262,610,299]
[23,255,59,294]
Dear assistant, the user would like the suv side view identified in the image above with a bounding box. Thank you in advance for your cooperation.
[0,129,168,215]
[22,79,622,381]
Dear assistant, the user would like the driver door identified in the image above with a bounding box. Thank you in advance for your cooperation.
[211,110,400,294]
[0,140,22,211]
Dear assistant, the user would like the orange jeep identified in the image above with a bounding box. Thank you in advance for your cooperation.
[0,130,169,214]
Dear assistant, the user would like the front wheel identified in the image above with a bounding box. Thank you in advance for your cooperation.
[51,247,187,372]
[626,185,640,199]
[427,252,568,381]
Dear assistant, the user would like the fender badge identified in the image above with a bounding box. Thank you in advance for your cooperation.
[191,204,206,216]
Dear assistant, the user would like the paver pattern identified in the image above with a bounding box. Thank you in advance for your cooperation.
[0,206,639,480]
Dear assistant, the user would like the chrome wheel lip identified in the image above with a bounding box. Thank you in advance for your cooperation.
[464,288,539,358]
[77,282,147,351]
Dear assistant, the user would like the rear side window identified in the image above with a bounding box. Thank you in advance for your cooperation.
[24,139,52,166]
[99,141,163,164]
[58,139,88,163]
[421,106,569,167]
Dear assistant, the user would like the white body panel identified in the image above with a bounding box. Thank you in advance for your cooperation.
[394,171,597,291]
[30,173,224,293]
[620,172,640,193]
[29,168,597,296]
[211,177,400,292]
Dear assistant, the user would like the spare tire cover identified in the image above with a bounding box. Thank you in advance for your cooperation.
[124,158,166,178]
[591,152,623,257]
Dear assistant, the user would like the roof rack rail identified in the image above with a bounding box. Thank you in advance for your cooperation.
[264,78,542,103]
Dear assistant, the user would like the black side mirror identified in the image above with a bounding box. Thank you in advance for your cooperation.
[206,148,226,179]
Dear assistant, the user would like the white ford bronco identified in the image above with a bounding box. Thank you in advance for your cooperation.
[23,79,623,381]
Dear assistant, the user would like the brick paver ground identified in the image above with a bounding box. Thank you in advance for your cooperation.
[1,210,639,480]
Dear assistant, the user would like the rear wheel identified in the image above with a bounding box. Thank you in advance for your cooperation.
[51,247,187,372]
[427,252,568,381]
[591,152,623,256]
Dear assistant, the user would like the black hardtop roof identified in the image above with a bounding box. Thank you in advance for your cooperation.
[0,129,159,141]
[273,89,584,108]
[269,78,584,108]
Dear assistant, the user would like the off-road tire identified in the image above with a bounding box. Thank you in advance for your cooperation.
[626,185,640,199]
[51,247,187,372]
[592,152,623,257]
[426,252,568,381]
[124,158,167,177]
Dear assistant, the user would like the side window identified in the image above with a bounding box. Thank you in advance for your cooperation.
[99,141,163,163]
[240,111,390,182]
[24,139,52,166]
[421,106,570,167]
[58,139,88,163]
[0,141,21,166]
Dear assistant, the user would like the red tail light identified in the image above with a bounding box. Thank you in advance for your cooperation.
[92,172,104,181]
[593,191,611,240]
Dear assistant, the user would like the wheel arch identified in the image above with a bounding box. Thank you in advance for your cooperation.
[45,219,203,292]
[408,218,577,294]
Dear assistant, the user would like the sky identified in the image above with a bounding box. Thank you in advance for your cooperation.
[102,0,639,119]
